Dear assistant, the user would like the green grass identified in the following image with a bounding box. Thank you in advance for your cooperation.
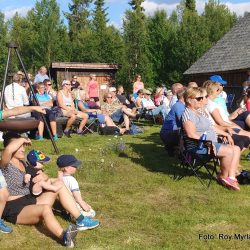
[1,125,250,249]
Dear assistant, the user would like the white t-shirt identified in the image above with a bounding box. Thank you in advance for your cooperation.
[206,99,231,124]
[62,175,80,193]
[4,82,29,109]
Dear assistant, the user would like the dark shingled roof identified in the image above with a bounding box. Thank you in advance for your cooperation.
[184,13,250,75]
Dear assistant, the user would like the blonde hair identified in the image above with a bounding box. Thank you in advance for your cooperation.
[183,87,202,103]
[202,80,214,88]
[155,87,163,97]
[206,82,220,95]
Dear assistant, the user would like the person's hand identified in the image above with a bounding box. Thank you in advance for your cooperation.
[226,127,233,136]
[226,134,234,145]
[24,174,31,184]
[23,138,32,146]
[33,106,46,114]
[33,172,48,183]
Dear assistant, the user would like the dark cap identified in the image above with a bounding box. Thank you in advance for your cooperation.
[56,155,82,168]
[27,149,50,167]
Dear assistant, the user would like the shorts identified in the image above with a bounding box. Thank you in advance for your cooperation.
[0,170,7,189]
[111,110,123,123]
[233,111,250,130]
[2,195,37,224]
[33,108,56,122]
[193,142,222,156]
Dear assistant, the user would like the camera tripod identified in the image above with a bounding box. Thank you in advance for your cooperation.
[0,42,59,154]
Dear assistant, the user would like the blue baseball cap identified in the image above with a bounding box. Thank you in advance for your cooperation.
[56,155,82,168]
[27,149,50,166]
[209,75,227,85]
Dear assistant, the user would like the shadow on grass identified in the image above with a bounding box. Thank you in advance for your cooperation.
[127,132,215,182]
[35,222,62,246]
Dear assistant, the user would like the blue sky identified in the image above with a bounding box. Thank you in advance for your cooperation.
[0,0,250,27]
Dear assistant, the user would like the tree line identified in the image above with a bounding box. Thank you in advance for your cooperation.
[0,0,242,90]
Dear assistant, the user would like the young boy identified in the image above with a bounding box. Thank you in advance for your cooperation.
[57,155,96,220]
[25,150,63,195]
[0,105,46,233]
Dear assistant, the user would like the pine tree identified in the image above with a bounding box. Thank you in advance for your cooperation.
[123,0,153,88]
[0,12,7,84]
[65,0,92,40]
[26,0,70,70]
[185,0,196,12]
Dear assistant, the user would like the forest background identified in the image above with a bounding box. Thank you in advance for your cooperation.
[0,0,246,90]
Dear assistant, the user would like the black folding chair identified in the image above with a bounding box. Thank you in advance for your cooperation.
[175,136,219,188]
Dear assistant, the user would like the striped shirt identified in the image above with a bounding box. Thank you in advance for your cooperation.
[181,107,217,151]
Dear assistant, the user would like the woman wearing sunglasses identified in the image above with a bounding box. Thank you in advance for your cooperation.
[57,80,89,137]
[182,87,241,191]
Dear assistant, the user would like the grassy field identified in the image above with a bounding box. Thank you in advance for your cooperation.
[1,124,250,249]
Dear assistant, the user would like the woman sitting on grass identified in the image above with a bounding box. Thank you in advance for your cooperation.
[182,87,241,191]
[0,132,99,247]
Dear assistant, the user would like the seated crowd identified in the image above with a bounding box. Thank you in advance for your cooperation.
[1,67,249,247]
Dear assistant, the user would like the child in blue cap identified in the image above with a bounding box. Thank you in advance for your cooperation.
[25,149,63,195]
[57,155,96,220]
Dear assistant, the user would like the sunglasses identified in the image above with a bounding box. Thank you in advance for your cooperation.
[65,83,71,86]
[194,96,204,101]
[73,78,77,80]
[46,84,52,86]
[107,96,113,99]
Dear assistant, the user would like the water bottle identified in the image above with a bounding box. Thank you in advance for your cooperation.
[198,132,207,149]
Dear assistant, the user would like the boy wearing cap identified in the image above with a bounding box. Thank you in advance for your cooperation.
[57,155,96,220]
[25,150,63,195]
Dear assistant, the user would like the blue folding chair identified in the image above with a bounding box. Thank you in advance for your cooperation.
[226,93,235,112]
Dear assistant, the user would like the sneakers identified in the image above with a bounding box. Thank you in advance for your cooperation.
[53,134,59,141]
[63,130,71,138]
[81,208,96,218]
[36,135,44,141]
[62,224,78,248]
[76,217,100,231]
[220,177,240,191]
[0,219,13,233]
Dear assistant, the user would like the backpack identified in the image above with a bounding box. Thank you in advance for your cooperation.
[99,126,120,135]
[129,124,143,135]
[236,170,250,185]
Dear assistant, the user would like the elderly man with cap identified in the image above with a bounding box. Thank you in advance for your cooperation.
[141,89,168,120]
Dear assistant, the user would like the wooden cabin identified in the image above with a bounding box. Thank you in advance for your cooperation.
[50,62,120,100]
[184,13,250,93]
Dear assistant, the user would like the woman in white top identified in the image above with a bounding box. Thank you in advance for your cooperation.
[206,82,250,138]
[57,80,89,137]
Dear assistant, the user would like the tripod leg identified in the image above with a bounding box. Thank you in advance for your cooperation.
[14,48,59,154]
[0,48,12,110]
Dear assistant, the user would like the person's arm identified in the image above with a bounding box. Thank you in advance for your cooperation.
[183,120,200,140]
[210,109,239,128]
[2,106,46,119]
[0,138,31,167]
[72,191,91,212]
[213,124,234,145]
[229,107,244,120]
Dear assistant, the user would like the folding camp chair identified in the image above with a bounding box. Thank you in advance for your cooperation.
[175,135,219,188]
[81,115,100,134]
